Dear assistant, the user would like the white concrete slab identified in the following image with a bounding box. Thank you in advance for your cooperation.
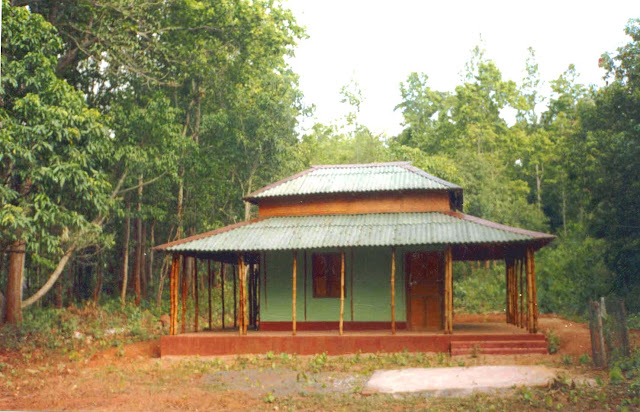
[364,365,559,397]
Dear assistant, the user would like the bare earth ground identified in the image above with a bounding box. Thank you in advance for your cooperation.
[0,314,632,411]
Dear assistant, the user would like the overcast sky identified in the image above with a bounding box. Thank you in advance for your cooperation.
[285,0,639,136]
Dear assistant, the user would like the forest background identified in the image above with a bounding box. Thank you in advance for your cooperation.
[0,0,638,328]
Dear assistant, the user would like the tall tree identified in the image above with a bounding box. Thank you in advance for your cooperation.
[0,2,113,322]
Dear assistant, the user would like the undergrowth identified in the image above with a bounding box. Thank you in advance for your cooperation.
[0,299,164,361]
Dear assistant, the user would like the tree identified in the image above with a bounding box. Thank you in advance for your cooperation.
[0,2,113,323]
[570,19,640,307]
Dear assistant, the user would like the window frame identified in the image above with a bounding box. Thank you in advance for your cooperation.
[311,252,344,299]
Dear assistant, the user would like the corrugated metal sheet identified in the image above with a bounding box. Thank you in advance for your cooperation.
[166,212,551,253]
[247,163,460,200]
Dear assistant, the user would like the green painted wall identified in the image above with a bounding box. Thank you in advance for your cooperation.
[260,245,445,323]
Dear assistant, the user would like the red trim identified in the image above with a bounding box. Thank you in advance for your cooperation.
[153,217,264,251]
[160,332,546,357]
[260,321,408,332]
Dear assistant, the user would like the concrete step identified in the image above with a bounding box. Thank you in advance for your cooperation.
[450,340,548,356]
[450,334,547,342]
[451,347,549,356]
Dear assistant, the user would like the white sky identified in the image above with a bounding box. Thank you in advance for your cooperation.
[285,0,639,136]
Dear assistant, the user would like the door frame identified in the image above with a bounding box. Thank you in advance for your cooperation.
[405,250,445,331]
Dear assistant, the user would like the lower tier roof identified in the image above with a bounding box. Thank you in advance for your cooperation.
[156,212,554,254]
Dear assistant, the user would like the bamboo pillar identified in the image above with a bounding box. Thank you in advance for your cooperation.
[221,263,225,329]
[243,261,248,335]
[233,265,237,328]
[525,248,534,333]
[181,256,188,333]
[519,258,525,328]
[506,257,516,325]
[263,252,267,309]
[512,260,518,326]
[526,247,538,333]
[304,252,308,321]
[248,263,254,326]
[237,255,245,335]
[350,248,354,322]
[444,246,453,334]
[208,260,212,330]
[505,258,511,324]
[391,247,396,335]
[339,249,345,336]
[292,250,297,336]
[194,258,199,332]
[170,254,179,335]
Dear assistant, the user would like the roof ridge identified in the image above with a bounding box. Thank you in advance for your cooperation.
[399,163,462,189]
[310,161,411,168]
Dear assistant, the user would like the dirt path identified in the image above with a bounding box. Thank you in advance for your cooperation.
[0,314,614,411]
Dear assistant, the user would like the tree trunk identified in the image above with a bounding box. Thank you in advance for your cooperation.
[92,253,103,303]
[562,188,567,237]
[54,277,63,308]
[121,198,131,306]
[156,226,175,309]
[133,176,143,306]
[66,260,74,306]
[140,222,147,300]
[156,255,170,309]
[148,219,155,293]
[5,240,25,324]
[535,163,542,211]
[176,173,184,240]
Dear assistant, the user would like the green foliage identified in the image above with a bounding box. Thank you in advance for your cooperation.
[610,366,625,385]
[537,226,613,316]
[453,263,506,313]
[0,301,161,357]
[0,1,113,254]
[546,330,560,354]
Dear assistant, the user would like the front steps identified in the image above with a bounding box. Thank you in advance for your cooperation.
[450,335,548,356]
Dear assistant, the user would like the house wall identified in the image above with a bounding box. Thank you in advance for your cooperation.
[257,191,451,217]
[259,245,445,325]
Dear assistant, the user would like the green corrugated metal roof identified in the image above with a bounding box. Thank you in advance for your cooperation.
[245,162,461,201]
[162,212,554,253]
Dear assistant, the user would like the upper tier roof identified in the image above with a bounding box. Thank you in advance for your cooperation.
[244,162,462,203]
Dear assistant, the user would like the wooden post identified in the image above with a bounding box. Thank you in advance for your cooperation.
[511,260,520,326]
[169,254,179,335]
[194,258,199,332]
[221,263,225,329]
[391,247,396,335]
[350,248,354,322]
[519,258,525,328]
[526,246,538,333]
[233,265,237,328]
[506,257,516,325]
[444,246,453,334]
[237,254,245,336]
[249,262,254,326]
[208,260,212,330]
[526,248,535,333]
[340,249,345,336]
[505,258,510,324]
[263,252,267,309]
[181,255,188,333]
[243,261,249,335]
[304,251,307,321]
[292,250,297,336]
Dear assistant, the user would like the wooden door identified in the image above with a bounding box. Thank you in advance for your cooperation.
[406,251,444,330]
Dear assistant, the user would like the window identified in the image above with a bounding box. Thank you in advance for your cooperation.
[312,253,343,298]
